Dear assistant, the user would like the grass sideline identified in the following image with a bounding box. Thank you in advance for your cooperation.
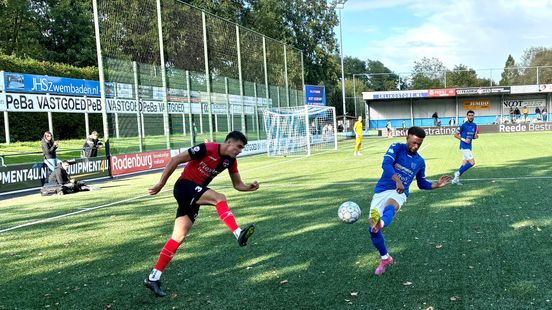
[1,132,551,309]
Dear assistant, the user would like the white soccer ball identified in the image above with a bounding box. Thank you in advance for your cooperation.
[337,201,361,224]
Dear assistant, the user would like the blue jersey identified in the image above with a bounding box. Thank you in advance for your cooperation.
[457,121,477,150]
[374,143,432,196]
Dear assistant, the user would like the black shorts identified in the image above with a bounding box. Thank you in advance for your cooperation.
[173,179,209,222]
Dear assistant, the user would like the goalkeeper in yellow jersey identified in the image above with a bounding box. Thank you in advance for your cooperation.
[354,116,363,156]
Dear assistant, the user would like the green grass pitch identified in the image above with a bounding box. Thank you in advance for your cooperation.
[1,132,551,309]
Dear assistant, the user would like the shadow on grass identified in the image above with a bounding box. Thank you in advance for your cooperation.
[0,154,551,309]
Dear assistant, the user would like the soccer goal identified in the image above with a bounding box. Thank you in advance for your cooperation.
[262,105,338,156]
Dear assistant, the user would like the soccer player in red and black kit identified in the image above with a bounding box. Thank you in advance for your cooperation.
[144,131,258,297]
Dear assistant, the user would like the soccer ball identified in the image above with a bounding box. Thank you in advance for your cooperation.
[337,201,361,224]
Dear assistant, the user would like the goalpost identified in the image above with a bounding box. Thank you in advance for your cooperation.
[262,105,338,156]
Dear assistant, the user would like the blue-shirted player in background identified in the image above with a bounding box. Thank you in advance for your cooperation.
[368,126,452,276]
[451,110,478,185]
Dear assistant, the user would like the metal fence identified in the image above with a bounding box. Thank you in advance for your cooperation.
[93,0,305,154]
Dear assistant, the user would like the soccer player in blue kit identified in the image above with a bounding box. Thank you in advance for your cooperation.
[368,126,453,276]
[451,110,478,185]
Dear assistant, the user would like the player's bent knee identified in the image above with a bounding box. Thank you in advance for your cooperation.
[214,193,227,203]
[385,199,401,211]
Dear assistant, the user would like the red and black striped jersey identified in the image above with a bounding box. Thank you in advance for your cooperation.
[179,143,238,186]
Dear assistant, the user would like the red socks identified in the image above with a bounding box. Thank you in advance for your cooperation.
[153,238,181,272]
[215,201,239,232]
[151,202,237,277]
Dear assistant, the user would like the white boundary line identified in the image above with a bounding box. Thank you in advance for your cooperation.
[2,148,552,233]
[418,143,431,153]
[0,152,330,233]
[0,190,168,234]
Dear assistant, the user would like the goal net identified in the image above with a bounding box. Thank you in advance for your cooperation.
[262,105,337,156]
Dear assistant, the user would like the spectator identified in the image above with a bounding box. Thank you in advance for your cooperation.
[432,112,439,126]
[522,105,528,121]
[81,131,104,158]
[542,107,548,122]
[191,122,198,145]
[46,160,89,195]
[311,121,318,135]
[322,123,331,141]
[509,106,514,121]
[449,118,456,126]
[385,121,392,138]
[535,106,541,121]
[514,107,521,120]
[41,131,59,171]
[327,123,334,135]
[401,120,407,130]
[353,116,363,156]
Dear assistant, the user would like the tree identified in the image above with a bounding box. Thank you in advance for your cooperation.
[0,0,44,57]
[0,0,97,67]
[34,0,96,67]
[343,56,366,76]
[518,47,552,84]
[184,0,248,23]
[446,64,478,87]
[500,54,519,86]
[365,59,399,91]
[246,0,340,86]
[409,57,447,89]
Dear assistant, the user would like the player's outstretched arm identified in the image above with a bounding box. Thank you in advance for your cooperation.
[230,172,259,192]
[431,175,453,189]
[148,151,191,195]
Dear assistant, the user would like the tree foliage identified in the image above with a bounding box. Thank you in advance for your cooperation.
[37,0,96,67]
[365,60,400,91]
[500,54,518,86]
[446,64,492,87]
[518,47,552,84]
[0,0,96,67]
[0,0,43,57]
[410,57,447,89]
[343,56,366,76]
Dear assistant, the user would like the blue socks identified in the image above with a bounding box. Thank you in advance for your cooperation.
[458,162,473,175]
[381,205,396,228]
[370,205,397,256]
[370,230,387,256]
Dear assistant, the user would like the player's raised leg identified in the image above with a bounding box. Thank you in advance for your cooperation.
[196,189,255,247]
[145,215,192,297]
[369,198,400,275]
[369,198,400,233]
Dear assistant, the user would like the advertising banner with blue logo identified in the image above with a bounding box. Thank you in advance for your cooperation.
[305,85,326,106]
[3,72,101,97]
